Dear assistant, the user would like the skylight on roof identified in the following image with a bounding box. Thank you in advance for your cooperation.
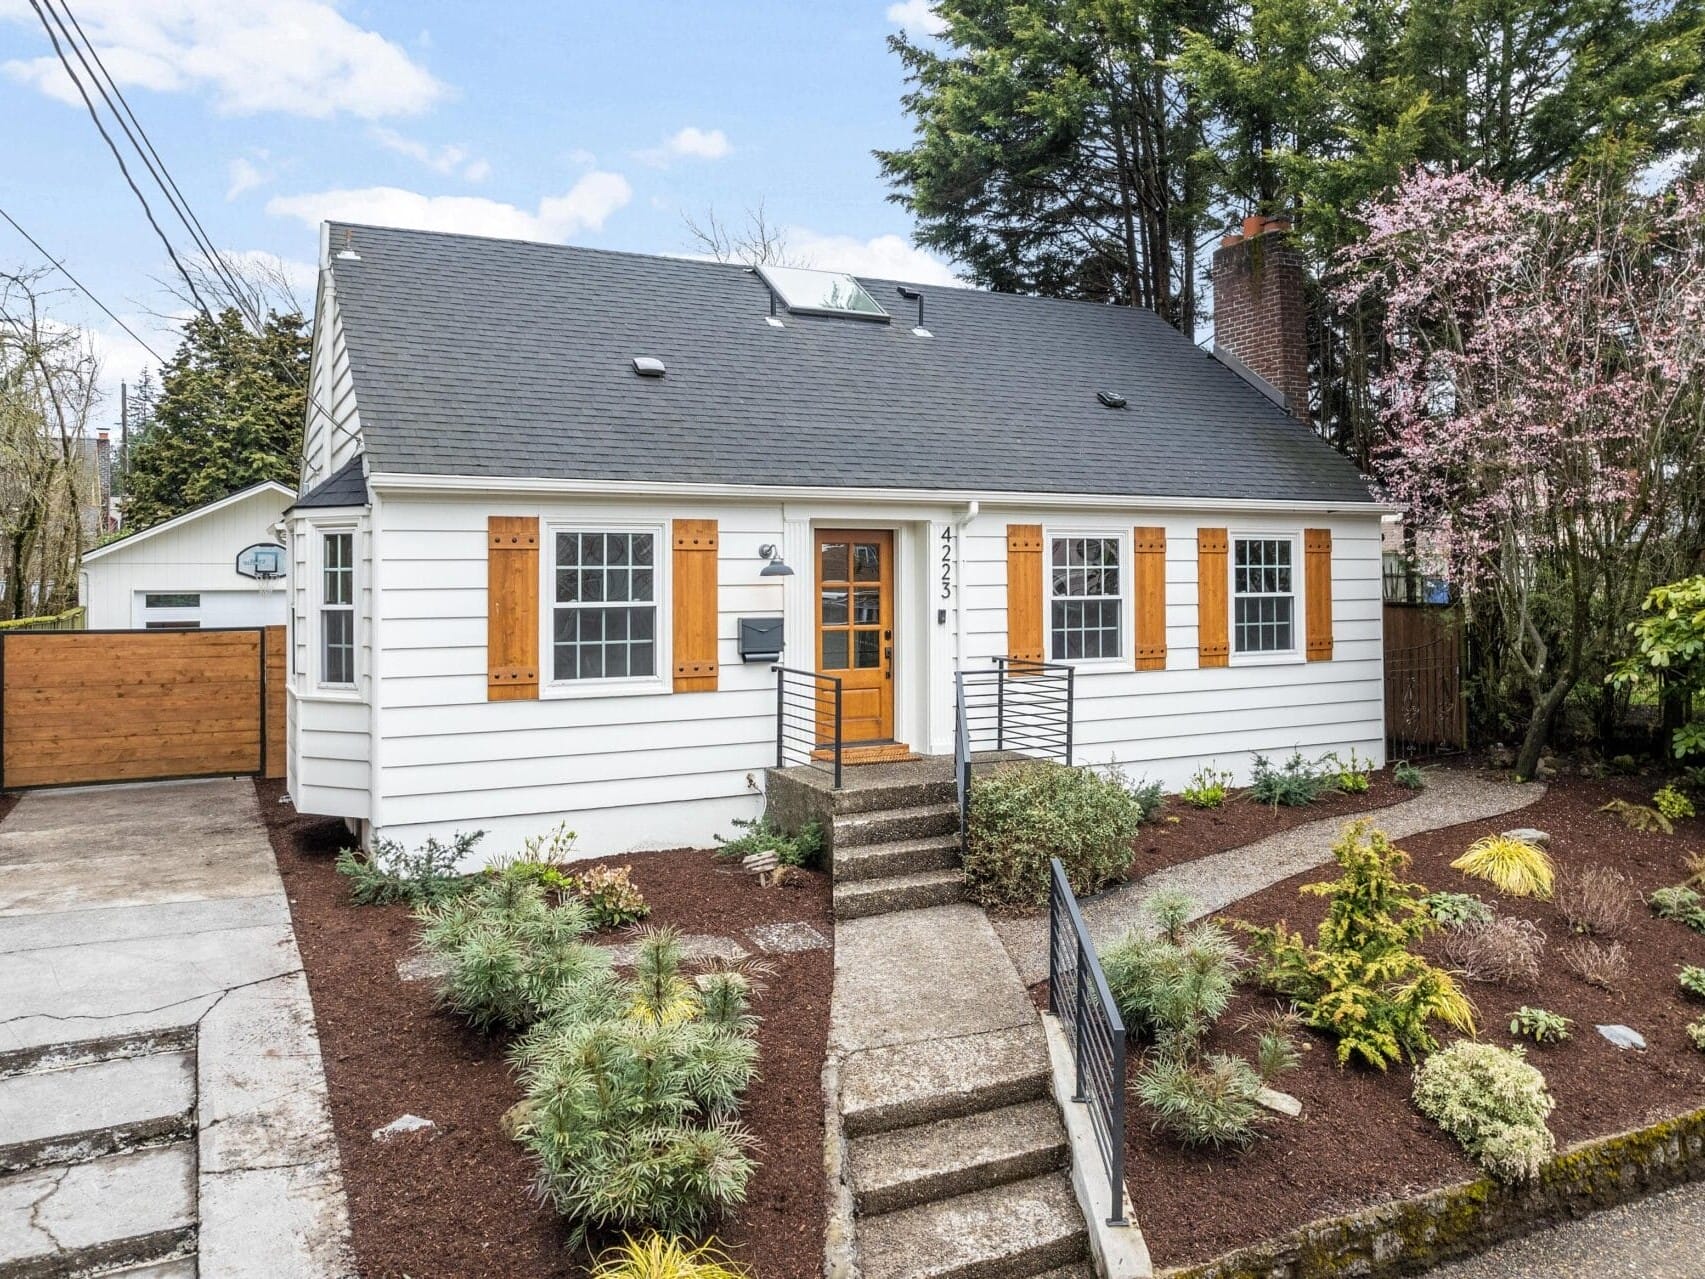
[756,264,889,322]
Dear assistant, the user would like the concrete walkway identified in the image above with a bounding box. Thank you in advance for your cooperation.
[995,771,1546,985]
[0,778,354,1278]
[1426,1181,1705,1278]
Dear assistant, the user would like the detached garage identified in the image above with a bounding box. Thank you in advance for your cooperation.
[80,481,293,630]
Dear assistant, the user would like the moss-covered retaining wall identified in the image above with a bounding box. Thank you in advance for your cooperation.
[1163,1106,1705,1279]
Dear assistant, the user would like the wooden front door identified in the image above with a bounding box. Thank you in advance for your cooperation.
[815,529,895,745]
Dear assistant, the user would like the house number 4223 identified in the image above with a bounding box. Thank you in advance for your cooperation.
[939,525,954,599]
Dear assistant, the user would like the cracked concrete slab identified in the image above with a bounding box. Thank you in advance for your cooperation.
[0,778,355,1278]
[0,1143,194,1271]
[0,1050,195,1170]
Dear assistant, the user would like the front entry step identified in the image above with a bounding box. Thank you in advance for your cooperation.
[848,1098,1068,1216]
[834,835,960,884]
[833,803,958,848]
[855,1172,1090,1279]
[834,869,963,919]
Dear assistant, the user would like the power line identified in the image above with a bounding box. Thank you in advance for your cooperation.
[25,0,213,320]
[47,0,262,329]
[0,204,168,366]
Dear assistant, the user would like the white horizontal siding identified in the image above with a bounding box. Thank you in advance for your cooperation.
[371,495,787,857]
[959,509,1385,790]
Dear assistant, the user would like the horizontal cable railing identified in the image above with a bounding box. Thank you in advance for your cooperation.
[1049,856,1128,1226]
[773,665,843,789]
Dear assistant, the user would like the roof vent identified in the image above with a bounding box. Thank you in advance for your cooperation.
[1097,390,1128,409]
[632,357,666,378]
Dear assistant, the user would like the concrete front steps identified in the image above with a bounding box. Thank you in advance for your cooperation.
[839,1022,1089,1278]
[764,758,970,920]
[0,1032,198,1278]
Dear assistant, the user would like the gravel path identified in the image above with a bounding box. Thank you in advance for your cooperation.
[1425,1181,1705,1278]
[994,770,1546,985]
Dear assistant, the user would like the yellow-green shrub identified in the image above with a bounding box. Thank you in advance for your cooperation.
[1452,835,1554,899]
[590,1235,753,1278]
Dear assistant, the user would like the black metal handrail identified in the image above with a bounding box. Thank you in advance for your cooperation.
[773,666,843,789]
[953,656,1075,840]
[1049,857,1128,1226]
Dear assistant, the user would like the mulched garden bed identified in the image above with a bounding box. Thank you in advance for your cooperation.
[1110,775,1705,1268]
[255,778,832,1279]
[1130,767,1415,879]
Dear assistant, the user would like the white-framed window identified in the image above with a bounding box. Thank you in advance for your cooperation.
[1232,535,1298,656]
[319,528,356,687]
[548,526,663,685]
[1049,533,1123,662]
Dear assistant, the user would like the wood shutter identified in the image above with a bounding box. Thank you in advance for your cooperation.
[1305,528,1333,661]
[672,519,719,692]
[1006,524,1044,665]
[1197,527,1229,668]
[1133,527,1167,671]
[487,516,539,700]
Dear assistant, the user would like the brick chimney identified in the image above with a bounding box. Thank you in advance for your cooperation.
[1212,215,1309,420]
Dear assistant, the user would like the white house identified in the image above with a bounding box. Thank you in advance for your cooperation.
[285,219,1390,858]
[80,481,292,630]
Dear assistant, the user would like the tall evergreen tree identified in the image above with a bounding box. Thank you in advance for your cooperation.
[877,0,1226,329]
[121,308,307,530]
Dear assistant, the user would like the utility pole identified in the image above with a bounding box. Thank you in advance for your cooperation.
[117,380,127,526]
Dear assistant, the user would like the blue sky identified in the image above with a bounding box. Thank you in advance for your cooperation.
[0,0,956,416]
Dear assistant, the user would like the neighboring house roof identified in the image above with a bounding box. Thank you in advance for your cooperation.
[291,454,369,510]
[326,222,1375,505]
[83,481,293,563]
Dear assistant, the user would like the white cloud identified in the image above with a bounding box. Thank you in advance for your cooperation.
[886,0,947,38]
[1,0,445,119]
[566,147,598,166]
[369,126,489,182]
[226,156,268,201]
[265,172,634,242]
[784,228,962,286]
[636,126,732,167]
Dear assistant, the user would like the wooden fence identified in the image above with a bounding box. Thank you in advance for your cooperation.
[1384,603,1467,754]
[0,625,285,789]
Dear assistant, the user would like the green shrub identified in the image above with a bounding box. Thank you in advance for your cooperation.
[1393,760,1427,790]
[1248,751,1338,808]
[1649,885,1705,933]
[1326,749,1375,794]
[1134,1051,1266,1150]
[1423,891,1493,929]
[568,864,650,929]
[1654,784,1697,822]
[1509,1006,1571,1044]
[1689,1019,1705,1051]
[1241,820,1476,1068]
[1101,891,1242,1048]
[510,929,761,1244]
[335,831,482,906]
[964,761,1148,907]
[714,814,823,869]
[1412,1042,1556,1182]
[415,871,609,1032]
[1181,765,1233,809]
[1679,965,1705,999]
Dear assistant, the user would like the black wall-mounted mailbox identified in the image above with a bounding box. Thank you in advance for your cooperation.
[738,616,784,663]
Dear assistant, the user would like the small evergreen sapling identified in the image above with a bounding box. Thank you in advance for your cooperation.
[1247,752,1338,808]
[1240,820,1476,1068]
[1393,760,1427,790]
[336,831,482,906]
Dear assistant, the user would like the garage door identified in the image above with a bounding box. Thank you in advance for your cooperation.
[0,627,285,789]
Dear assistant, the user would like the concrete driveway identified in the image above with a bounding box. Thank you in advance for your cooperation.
[0,778,354,1278]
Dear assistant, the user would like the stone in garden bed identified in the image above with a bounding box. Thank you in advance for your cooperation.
[1596,1024,1646,1050]
[372,1114,435,1142]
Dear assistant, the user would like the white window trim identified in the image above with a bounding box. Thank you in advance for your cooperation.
[1041,526,1131,670]
[540,519,671,699]
[1228,530,1305,666]
[312,521,360,695]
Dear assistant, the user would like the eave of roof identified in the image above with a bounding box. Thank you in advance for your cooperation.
[83,480,293,563]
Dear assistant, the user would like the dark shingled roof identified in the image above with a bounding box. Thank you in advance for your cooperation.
[326,223,1375,505]
[292,453,368,508]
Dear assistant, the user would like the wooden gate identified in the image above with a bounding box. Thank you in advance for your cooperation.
[1384,604,1467,754]
[0,626,285,789]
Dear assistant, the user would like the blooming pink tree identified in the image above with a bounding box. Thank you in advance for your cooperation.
[1336,168,1705,778]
